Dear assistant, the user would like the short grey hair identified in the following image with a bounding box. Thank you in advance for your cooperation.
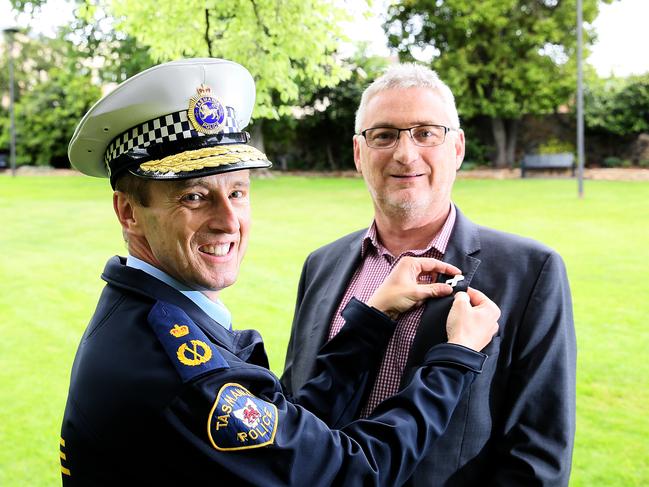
[354,63,460,133]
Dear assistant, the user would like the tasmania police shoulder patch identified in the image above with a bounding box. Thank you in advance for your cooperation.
[207,383,278,451]
[148,301,229,382]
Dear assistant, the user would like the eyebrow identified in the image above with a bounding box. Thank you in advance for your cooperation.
[231,179,251,188]
[170,179,211,192]
[170,176,250,192]
[368,121,439,129]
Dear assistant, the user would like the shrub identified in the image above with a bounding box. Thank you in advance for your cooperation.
[537,138,575,155]
[463,138,492,167]
[460,162,477,171]
[602,156,632,168]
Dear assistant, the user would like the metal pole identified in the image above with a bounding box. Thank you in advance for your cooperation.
[576,0,585,198]
[4,28,19,177]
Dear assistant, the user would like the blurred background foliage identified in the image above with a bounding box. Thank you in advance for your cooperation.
[1,0,648,170]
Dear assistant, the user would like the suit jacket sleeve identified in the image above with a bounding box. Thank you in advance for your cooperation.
[491,251,576,486]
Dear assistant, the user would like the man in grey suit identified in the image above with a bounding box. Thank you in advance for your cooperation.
[282,63,576,486]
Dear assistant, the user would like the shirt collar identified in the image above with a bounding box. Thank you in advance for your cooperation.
[361,204,457,258]
[125,255,232,330]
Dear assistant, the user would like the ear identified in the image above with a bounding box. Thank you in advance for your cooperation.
[353,135,363,174]
[454,129,466,171]
[113,191,145,238]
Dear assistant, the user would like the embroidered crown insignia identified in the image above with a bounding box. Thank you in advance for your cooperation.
[196,84,213,97]
[170,324,190,338]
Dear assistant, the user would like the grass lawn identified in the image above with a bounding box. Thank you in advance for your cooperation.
[1,174,647,485]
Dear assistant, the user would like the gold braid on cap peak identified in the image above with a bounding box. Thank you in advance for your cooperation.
[138,144,267,174]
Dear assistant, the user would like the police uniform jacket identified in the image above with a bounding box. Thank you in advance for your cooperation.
[60,256,487,486]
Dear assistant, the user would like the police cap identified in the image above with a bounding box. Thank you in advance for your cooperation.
[68,58,271,188]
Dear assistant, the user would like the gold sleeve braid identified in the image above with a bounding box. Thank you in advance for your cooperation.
[138,144,267,174]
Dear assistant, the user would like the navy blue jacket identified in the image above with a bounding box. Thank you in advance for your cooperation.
[282,207,576,486]
[60,256,487,485]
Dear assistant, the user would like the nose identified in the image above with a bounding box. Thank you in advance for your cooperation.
[392,130,420,165]
[207,195,240,234]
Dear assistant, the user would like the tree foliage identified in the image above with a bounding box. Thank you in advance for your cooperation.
[2,0,156,167]
[9,0,156,84]
[585,74,649,136]
[264,49,389,170]
[8,0,49,13]
[65,1,156,83]
[109,0,354,120]
[10,67,101,167]
[384,0,610,167]
[3,0,362,168]
[0,34,101,166]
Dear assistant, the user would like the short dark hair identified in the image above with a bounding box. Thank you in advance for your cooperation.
[114,172,151,207]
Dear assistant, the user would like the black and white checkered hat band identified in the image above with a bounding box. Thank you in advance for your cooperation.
[103,106,239,166]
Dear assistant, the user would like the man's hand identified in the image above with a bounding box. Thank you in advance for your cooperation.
[367,256,461,320]
[446,287,500,352]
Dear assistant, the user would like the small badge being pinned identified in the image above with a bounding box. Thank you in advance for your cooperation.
[445,274,465,288]
[187,84,226,134]
[208,383,278,451]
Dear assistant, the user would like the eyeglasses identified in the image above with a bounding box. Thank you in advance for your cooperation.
[359,124,456,149]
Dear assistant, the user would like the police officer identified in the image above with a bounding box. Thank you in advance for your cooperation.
[59,58,499,485]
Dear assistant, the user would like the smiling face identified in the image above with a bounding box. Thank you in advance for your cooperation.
[353,87,465,225]
[118,171,251,299]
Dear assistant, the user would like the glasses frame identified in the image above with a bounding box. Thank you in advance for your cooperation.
[359,124,456,149]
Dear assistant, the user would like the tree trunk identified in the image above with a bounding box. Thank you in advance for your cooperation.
[491,117,520,168]
[326,143,337,171]
[505,118,519,169]
[278,155,288,172]
[249,120,265,153]
[491,117,508,168]
[248,120,274,176]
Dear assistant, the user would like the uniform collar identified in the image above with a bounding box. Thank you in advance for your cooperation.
[125,255,232,330]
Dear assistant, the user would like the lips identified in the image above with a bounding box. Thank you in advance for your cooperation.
[391,173,425,178]
[199,243,233,256]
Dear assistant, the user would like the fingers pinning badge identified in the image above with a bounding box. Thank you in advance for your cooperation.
[445,274,465,288]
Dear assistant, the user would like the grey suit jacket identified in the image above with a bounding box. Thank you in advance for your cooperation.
[281,207,576,486]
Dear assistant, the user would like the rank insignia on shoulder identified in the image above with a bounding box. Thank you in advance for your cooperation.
[207,383,278,451]
[148,301,229,382]
[170,324,189,337]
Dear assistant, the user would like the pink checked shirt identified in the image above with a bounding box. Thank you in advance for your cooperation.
[328,205,456,417]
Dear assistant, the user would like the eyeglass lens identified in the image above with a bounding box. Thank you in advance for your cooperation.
[364,125,446,148]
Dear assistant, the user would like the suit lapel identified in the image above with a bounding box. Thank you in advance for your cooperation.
[309,234,364,349]
[401,207,482,386]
